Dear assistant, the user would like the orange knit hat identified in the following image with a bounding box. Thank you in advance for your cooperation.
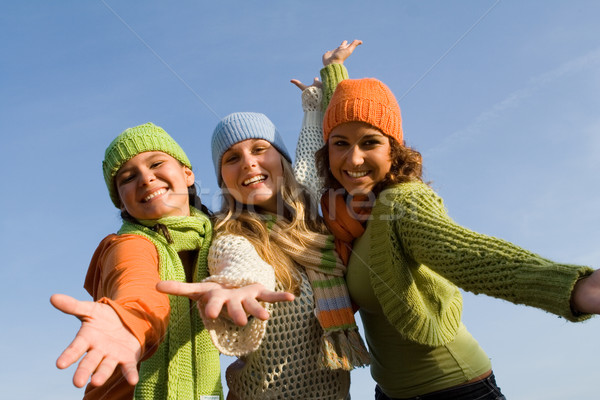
[323,78,403,144]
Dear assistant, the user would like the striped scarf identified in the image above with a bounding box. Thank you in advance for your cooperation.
[267,218,370,370]
[118,207,223,400]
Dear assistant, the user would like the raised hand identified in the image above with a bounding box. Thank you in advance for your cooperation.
[322,39,363,66]
[290,77,322,92]
[50,294,142,388]
[157,281,295,326]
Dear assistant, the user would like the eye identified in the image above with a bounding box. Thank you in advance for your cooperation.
[223,154,239,164]
[252,143,270,154]
[150,161,163,168]
[332,139,349,147]
[361,137,385,148]
[117,173,135,186]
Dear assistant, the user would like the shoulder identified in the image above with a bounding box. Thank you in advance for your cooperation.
[375,181,445,214]
[84,234,159,297]
[92,234,159,271]
[100,233,157,256]
[209,233,265,265]
[211,233,258,254]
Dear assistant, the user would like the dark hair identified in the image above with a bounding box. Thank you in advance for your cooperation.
[315,137,424,196]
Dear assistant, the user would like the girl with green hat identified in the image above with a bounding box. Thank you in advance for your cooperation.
[51,122,284,400]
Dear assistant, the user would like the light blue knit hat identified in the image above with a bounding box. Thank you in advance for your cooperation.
[211,112,291,182]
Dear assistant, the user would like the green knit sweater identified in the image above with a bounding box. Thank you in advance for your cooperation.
[366,182,593,346]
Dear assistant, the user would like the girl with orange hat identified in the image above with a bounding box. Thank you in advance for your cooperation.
[292,40,600,400]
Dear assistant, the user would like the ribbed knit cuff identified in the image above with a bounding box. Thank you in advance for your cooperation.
[515,263,594,322]
[320,63,349,111]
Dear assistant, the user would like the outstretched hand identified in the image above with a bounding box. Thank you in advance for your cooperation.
[322,39,363,66]
[290,77,322,92]
[157,281,295,326]
[571,269,600,314]
[50,294,141,388]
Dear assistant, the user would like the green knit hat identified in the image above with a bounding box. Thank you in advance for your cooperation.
[102,122,192,208]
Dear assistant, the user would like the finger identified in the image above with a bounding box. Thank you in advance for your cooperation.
[226,300,250,326]
[156,281,209,299]
[120,361,140,386]
[290,79,307,91]
[349,39,363,50]
[50,294,92,319]
[312,77,322,88]
[89,355,119,387]
[56,333,91,370]
[257,290,295,303]
[339,40,348,47]
[72,349,103,388]
[203,292,228,320]
[241,298,270,321]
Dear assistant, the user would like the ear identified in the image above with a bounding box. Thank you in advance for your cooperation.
[183,166,195,187]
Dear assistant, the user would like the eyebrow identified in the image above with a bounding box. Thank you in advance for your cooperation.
[330,133,385,140]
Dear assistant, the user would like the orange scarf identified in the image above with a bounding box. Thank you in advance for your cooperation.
[320,190,373,265]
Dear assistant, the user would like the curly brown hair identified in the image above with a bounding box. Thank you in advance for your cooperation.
[315,136,424,196]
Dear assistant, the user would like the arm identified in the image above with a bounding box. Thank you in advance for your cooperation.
[320,39,361,111]
[292,83,325,200]
[378,183,594,321]
[52,234,167,388]
[158,234,294,356]
[290,40,361,197]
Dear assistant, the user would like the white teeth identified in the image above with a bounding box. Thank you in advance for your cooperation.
[347,170,368,178]
[144,188,166,202]
[243,175,266,186]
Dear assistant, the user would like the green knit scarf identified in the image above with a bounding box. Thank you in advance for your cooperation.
[118,208,222,400]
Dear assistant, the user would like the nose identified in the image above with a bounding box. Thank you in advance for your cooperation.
[241,153,258,170]
[140,168,156,185]
[348,145,364,167]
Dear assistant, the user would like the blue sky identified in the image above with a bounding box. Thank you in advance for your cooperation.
[2,1,600,399]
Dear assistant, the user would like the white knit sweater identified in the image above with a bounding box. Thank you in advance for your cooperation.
[203,87,349,400]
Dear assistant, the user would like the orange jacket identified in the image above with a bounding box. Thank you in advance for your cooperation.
[82,234,170,400]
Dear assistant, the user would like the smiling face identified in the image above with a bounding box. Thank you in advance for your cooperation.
[220,139,284,213]
[328,121,393,196]
[115,151,195,220]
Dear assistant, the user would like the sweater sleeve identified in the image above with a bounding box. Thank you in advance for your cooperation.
[293,64,348,200]
[320,63,349,111]
[201,234,276,356]
[84,234,169,360]
[384,182,594,322]
[293,85,325,201]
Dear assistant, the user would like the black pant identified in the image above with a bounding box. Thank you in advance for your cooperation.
[374,373,506,400]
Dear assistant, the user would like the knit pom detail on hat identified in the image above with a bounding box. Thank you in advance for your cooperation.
[102,122,191,208]
[211,112,291,182]
[323,78,403,144]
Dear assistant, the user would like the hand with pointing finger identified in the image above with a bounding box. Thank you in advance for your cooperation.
[156,280,295,327]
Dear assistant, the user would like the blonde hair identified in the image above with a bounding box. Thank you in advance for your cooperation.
[215,157,327,293]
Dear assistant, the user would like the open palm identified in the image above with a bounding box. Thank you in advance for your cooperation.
[51,294,142,388]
